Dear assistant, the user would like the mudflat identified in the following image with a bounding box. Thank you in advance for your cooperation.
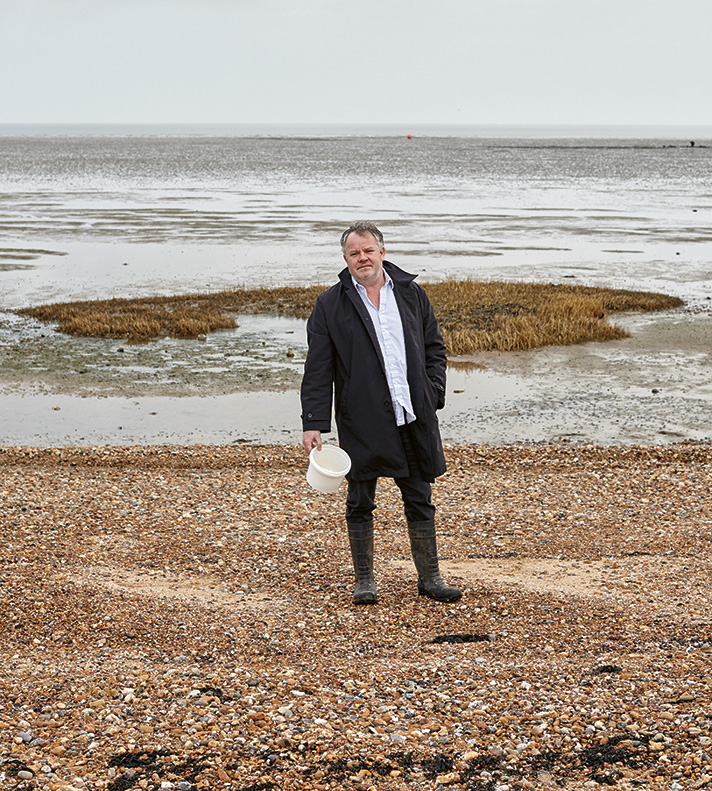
[3,303,709,447]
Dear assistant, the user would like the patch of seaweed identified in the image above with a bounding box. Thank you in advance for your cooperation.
[16,280,683,353]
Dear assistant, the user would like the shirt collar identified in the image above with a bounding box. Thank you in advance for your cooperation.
[351,269,393,294]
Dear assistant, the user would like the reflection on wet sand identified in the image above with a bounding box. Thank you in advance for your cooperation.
[2,308,709,448]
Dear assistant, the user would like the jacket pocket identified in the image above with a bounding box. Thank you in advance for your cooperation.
[336,379,350,418]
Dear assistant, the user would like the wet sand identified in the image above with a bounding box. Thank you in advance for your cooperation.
[2,305,709,447]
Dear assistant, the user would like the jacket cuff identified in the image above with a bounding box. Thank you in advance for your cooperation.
[302,413,332,432]
[430,380,445,410]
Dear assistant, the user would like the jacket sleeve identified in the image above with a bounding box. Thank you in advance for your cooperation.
[300,297,335,432]
[420,287,447,410]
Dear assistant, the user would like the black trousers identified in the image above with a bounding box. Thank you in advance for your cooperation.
[345,423,435,524]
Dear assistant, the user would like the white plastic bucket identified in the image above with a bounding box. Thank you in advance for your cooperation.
[307,444,351,493]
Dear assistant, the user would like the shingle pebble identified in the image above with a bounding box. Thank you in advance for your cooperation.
[0,442,711,790]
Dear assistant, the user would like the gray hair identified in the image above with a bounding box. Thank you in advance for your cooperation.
[340,221,384,252]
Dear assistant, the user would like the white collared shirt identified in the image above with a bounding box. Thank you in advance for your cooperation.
[352,272,416,426]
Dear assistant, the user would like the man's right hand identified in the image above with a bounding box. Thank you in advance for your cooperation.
[302,430,322,455]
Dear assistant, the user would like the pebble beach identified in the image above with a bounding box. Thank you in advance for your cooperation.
[2,441,712,790]
[2,127,711,789]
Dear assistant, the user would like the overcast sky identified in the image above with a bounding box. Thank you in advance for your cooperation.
[2,0,711,127]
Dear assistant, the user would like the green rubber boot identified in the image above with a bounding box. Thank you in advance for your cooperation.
[408,520,462,602]
[347,520,378,605]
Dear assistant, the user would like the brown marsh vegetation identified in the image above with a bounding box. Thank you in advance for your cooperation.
[18,281,683,355]
[428,281,683,355]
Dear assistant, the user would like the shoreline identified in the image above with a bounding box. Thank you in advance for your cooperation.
[1,440,710,470]
[2,306,710,448]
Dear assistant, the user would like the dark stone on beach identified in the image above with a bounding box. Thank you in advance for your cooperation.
[593,664,623,675]
[429,633,493,644]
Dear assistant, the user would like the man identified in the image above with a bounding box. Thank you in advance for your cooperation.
[301,221,462,605]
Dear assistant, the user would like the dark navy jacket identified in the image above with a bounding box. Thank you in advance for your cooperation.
[300,261,447,481]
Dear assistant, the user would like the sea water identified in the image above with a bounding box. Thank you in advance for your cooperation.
[1,125,710,445]
[1,124,711,306]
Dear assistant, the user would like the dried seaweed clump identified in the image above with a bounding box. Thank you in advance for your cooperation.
[17,280,683,352]
[423,280,683,355]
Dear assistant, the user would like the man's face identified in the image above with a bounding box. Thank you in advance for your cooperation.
[343,232,386,288]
